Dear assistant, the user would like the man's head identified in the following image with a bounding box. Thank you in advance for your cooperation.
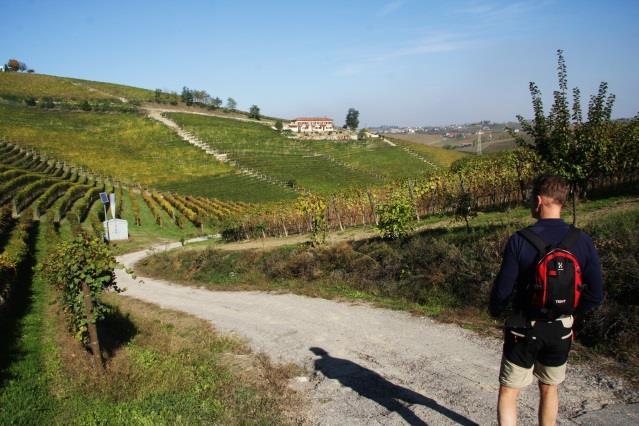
[530,175,569,219]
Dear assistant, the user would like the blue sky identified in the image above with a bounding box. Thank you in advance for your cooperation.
[2,0,638,126]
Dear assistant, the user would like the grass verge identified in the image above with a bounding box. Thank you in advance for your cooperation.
[0,218,304,424]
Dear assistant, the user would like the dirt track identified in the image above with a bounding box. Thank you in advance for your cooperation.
[116,241,638,425]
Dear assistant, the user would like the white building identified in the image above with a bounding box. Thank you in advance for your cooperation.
[284,117,334,133]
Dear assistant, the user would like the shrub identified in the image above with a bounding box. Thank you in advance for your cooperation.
[42,234,120,342]
[376,193,414,240]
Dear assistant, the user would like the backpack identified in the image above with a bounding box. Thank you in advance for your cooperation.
[517,226,583,319]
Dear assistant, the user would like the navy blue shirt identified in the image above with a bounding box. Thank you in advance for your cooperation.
[490,218,604,317]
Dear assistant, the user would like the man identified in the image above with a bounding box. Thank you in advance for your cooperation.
[490,175,604,426]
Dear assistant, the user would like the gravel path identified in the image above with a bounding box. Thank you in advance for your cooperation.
[117,242,638,425]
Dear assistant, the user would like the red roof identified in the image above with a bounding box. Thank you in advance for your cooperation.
[293,117,333,122]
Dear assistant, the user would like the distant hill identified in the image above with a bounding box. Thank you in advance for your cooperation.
[0,71,471,203]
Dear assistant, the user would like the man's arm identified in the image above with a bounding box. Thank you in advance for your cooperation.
[489,235,520,317]
[576,234,604,314]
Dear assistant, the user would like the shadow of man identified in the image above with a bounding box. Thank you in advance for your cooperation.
[310,347,478,426]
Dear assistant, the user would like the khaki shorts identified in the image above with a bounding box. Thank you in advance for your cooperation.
[499,316,573,389]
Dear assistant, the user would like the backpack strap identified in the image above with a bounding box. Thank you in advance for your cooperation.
[558,226,581,250]
[517,227,548,256]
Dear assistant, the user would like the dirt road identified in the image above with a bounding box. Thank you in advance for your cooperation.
[117,243,638,425]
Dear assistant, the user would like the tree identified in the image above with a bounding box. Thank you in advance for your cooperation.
[181,86,194,105]
[226,97,237,110]
[515,50,616,223]
[249,104,261,120]
[211,97,223,109]
[6,59,22,72]
[345,108,359,131]
[154,88,162,103]
[275,120,283,132]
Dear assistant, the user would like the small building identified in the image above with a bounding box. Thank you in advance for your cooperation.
[285,117,334,133]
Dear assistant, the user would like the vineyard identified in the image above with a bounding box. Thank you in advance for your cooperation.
[0,140,254,299]
[0,103,299,202]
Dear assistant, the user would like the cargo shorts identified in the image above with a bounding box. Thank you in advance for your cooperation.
[499,316,574,389]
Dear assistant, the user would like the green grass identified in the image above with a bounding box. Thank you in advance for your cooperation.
[0,73,99,101]
[63,77,156,102]
[386,136,468,167]
[0,72,156,103]
[0,217,300,424]
[168,113,385,193]
[299,138,435,179]
[0,104,296,202]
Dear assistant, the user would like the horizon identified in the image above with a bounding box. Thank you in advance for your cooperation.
[2,0,638,127]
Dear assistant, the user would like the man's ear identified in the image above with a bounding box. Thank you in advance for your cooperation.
[536,195,543,210]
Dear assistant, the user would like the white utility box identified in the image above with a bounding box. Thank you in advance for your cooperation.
[103,219,129,241]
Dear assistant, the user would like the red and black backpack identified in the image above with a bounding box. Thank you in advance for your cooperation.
[517,226,583,319]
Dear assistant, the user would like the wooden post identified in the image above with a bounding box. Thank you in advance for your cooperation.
[407,179,420,221]
[331,197,344,231]
[82,282,104,373]
[367,189,378,225]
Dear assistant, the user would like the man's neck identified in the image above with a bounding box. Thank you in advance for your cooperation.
[539,209,562,219]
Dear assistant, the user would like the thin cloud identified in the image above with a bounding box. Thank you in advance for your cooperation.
[333,32,476,76]
[454,1,539,21]
[377,0,406,17]
[374,33,474,61]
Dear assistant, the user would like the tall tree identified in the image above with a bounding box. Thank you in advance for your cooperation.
[515,49,616,223]
[345,108,360,131]
[181,86,194,105]
[211,97,223,109]
[248,105,261,120]
[226,97,237,110]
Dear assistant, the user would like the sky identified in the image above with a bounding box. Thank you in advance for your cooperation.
[2,0,638,126]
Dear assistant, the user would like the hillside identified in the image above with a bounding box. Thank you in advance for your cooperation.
[0,72,154,102]
[0,104,298,202]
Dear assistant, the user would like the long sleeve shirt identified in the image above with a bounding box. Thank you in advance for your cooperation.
[489,218,604,318]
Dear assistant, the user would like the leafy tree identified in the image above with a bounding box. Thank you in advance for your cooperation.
[181,86,194,105]
[515,50,616,223]
[249,104,261,120]
[226,97,237,110]
[345,108,360,131]
[211,97,223,109]
[376,191,414,240]
[154,88,162,103]
[275,120,283,132]
[5,58,26,72]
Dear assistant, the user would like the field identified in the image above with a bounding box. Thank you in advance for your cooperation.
[389,132,516,154]
[0,104,295,202]
[168,113,454,194]
[297,138,436,179]
[0,72,157,102]
[385,136,468,166]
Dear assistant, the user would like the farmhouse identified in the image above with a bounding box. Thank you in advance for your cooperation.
[285,117,334,133]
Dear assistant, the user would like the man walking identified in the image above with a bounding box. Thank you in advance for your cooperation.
[490,175,604,425]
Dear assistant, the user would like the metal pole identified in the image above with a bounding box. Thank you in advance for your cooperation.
[103,204,110,242]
